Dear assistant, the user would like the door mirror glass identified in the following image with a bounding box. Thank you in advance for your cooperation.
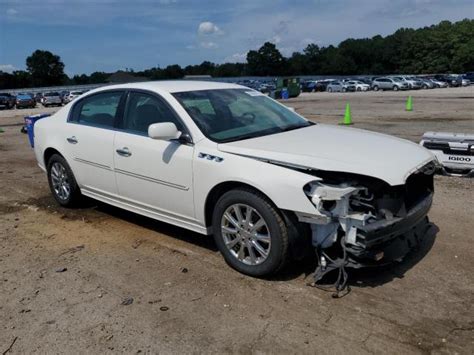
[148,122,181,141]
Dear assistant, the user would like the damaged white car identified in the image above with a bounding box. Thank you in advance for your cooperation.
[32,81,437,284]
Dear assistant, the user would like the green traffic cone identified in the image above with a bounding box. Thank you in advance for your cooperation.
[340,103,353,125]
[406,96,413,111]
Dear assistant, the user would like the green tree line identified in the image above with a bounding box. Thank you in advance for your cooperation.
[1,19,472,89]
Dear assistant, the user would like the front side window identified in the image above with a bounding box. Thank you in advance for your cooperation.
[122,92,183,135]
[72,91,123,128]
[173,89,311,143]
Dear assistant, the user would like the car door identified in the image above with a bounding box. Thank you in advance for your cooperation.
[65,90,125,196]
[113,90,195,220]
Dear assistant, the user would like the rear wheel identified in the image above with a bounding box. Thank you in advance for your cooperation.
[212,189,289,277]
[47,154,82,207]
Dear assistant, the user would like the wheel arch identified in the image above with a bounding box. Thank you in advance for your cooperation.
[44,147,63,167]
[204,181,278,228]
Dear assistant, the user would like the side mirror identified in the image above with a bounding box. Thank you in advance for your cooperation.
[148,122,181,141]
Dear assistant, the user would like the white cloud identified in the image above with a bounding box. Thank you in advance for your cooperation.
[198,21,222,35]
[224,52,248,63]
[200,41,218,49]
[6,8,18,16]
[0,64,17,73]
[269,35,281,44]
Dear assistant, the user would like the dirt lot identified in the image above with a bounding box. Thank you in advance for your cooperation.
[1,87,473,354]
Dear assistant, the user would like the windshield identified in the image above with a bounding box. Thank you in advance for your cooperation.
[173,89,311,143]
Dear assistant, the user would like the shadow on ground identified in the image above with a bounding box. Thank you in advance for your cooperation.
[27,194,439,289]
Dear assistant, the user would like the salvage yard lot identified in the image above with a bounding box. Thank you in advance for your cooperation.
[1,86,473,354]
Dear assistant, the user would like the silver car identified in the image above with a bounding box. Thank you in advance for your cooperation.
[42,92,63,107]
[326,81,356,92]
[371,77,409,91]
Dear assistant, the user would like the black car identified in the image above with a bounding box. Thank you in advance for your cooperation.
[463,72,474,83]
[434,74,462,87]
[15,94,36,109]
[0,93,16,109]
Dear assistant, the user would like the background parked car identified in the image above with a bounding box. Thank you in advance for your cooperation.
[35,92,44,103]
[66,91,84,103]
[461,78,470,86]
[0,93,16,109]
[419,78,435,89]
[372,77,409,91]
[434,74,462,87]
[60,90,70,103]
[463,72,474,83]
[301,80,318,92]
[428,77,448,88]
[42,92,63,107]
[16,94,36,108]
[346,80,370,91]
[393,76,423,89]
[326,81,355,92]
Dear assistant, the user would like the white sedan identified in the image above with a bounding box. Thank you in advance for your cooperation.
[33,81,437,279]
[346,80,370,91]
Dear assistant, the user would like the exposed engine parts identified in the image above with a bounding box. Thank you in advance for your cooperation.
[296,166,435,296]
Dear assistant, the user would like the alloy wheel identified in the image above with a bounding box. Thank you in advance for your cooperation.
[50,162,71,201]
[221,203,271,266]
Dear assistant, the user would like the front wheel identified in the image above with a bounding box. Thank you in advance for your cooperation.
[212,189,289,277]
[373,85,379,91]
[327,87,332,92]
[393,85,399,91]
[47,154,82,207]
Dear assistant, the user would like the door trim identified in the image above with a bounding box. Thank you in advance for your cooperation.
[115,168,189,191]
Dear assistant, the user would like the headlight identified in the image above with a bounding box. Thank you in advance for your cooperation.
[304,181,364,218]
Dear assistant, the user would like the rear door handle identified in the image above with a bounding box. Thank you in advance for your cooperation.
[116,147,132,157]
[67,136,78,144]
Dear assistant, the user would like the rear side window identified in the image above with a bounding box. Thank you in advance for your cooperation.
[71,91,123,128]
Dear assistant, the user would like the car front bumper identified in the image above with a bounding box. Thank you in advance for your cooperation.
[345,193,433,267]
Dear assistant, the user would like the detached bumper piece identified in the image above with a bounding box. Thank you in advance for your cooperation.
[420,131,474,177]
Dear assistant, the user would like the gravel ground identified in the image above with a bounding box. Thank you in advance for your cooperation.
[0,86,473,354]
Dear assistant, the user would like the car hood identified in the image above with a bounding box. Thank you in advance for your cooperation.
[218,124,435,186]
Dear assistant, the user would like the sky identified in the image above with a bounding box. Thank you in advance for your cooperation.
[0,0,473,75]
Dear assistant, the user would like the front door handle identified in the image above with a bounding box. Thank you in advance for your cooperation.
[66,136,78,144]
[116,147,132,157]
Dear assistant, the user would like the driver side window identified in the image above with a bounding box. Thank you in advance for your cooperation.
[122,92,183,135]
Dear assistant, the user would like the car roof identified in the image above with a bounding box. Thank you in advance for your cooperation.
[88,80,244,95]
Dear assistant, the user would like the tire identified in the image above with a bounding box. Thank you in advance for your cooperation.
[327,87,332,92]
[212,188,289,277]
[393,86,399,91]
[373,85,379,91]
[356,87,361,92]
[47,154,82,207]
[342,87,347,92]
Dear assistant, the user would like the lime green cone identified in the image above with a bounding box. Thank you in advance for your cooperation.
[406,96,413,111]
[340,103,353,125]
